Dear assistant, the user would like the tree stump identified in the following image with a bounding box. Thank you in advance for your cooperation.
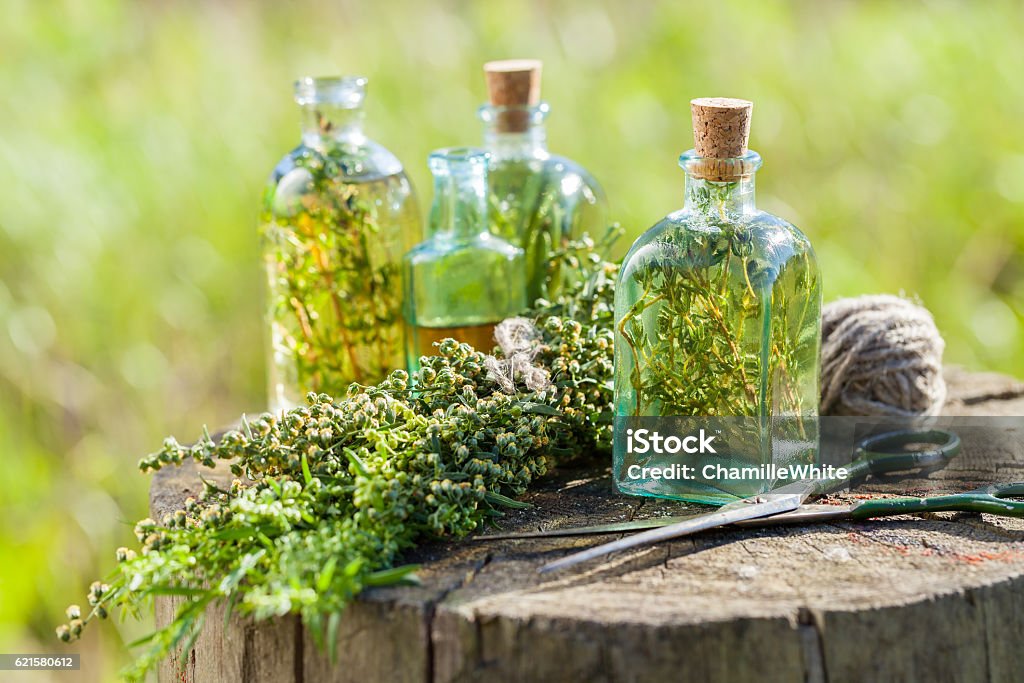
[151,368,1024,683]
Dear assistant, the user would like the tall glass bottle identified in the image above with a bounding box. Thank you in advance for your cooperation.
[480,60,607,304]
[261,76,420,412]
[404,148,526,372]
[613,98,821,505]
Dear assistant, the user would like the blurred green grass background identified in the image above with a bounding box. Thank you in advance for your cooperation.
[1,0,1022,678]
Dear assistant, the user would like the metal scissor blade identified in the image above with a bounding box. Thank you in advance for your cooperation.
[733,504,854,526]
[538,486,813,574]
[478,503,854,542]
[473,513,703,541]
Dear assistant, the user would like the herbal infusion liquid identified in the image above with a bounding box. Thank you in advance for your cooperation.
[613,98,821,504]
[403,148,526,372]
[261,77,420,411]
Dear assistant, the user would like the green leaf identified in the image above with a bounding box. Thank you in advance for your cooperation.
[363,564,421,587]
[178,613,205,668]
[301,452,313,486]
[343,447,370,477]
[308,612,324,652]
[266,478,282,497]
[485,491,532,509]
[127,630,160,648]
[211,526,260,541]
[223,590,240,630]
[218,550,266,594]
[342,557,364,578]
[327,612,341,663]
[519,402,561,416]
[256,531,276,550]
[197,473,229,495]
[164,609,199,658]
[317,557,338,593]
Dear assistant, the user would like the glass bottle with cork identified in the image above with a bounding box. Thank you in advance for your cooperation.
[613,98,821,504]
[479,60,608,304]
[403,147,526,372]
[261,76,420,412]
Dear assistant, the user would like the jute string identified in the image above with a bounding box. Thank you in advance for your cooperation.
[820,294,946,417]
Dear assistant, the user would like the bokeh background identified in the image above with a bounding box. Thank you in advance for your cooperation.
[2,0,1023,678]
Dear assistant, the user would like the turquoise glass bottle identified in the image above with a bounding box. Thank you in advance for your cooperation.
[613,98,821,504]
[480,60,607,304]
[403,148,527,371]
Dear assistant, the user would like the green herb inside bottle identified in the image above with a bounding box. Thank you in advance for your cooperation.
[261,76,420,411]
[613,98,821,504]
[480,60,607,304]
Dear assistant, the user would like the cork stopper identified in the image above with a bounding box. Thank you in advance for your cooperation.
[689,97,754,180]
[691,97,752,157]
[484,59,542,132]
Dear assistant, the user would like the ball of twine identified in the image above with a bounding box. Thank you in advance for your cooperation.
[821,295,946,417]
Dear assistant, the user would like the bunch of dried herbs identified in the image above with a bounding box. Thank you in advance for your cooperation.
[58,232,618,681]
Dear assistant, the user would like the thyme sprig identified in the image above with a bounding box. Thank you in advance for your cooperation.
[618,180,818,423]
[262,142,406,399]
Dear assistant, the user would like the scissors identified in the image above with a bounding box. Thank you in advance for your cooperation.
[476,428,1024,574]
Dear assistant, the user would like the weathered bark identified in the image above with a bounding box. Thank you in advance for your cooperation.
[152,368,1024,683]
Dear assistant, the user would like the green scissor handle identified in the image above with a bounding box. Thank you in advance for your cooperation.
[844,429,962,486]
[851,482,1024,520]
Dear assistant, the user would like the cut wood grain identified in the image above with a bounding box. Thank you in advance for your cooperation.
[152,368,1024,683]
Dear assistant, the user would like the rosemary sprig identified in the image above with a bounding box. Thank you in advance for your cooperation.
[488,157,604,304]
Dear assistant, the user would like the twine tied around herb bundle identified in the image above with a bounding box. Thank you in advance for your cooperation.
[485,296,947,418]
[484,317,552,393]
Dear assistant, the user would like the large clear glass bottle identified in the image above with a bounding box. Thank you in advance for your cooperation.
[613,98,821,504]
[261,76,420,412]
[404,148,526,372]
[480,60,607,304]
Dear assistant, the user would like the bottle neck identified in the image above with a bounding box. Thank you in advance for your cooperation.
[428,148,490,240]
[683,174,757,218]
[299,104,366,148]
[483,126,548,159]
[293,76,368,149]
[679,149,762,219]
[479,103,550,160]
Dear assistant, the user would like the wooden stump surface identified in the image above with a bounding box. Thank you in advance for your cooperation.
[152,368,1024,683]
